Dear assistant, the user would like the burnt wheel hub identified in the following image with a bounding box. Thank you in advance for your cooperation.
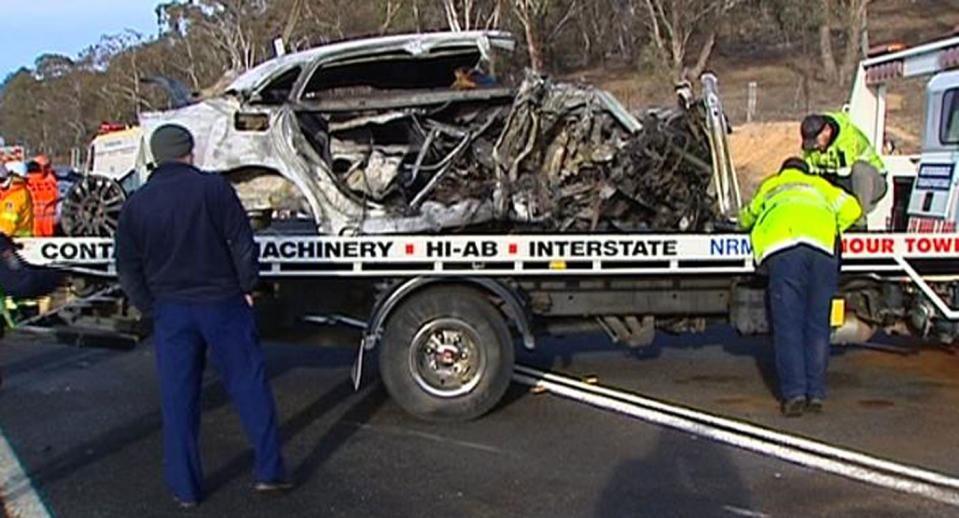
[409,318,487,398]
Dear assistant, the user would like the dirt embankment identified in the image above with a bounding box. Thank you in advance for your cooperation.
[728,122,800,200]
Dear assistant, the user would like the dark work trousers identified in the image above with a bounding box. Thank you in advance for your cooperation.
[154,298,286,502]
[766,245,839,401]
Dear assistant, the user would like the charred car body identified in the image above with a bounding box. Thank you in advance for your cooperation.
[131,31,738,236]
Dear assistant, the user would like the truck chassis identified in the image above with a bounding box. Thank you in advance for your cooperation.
[13,231,959,420]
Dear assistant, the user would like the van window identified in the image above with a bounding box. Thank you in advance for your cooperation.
[942,88,959,145]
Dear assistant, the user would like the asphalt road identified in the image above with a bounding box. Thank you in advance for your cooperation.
[1,327,958,518]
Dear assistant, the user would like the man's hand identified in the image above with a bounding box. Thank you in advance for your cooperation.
[245,294,254,307]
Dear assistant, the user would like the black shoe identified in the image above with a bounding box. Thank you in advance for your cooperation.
[805,398,824,414]
[780,397,805,417]
[254,480,294,495]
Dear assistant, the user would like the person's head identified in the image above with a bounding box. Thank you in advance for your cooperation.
[150,124,195,165]
[779,156,810,175]
[26,160,41,174]
[801,114,834,152]
[34,154,50,168]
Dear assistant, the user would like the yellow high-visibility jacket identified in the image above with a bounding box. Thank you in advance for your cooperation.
[803,111,886,177]
[740,166,862,263]
[0,178,34,237]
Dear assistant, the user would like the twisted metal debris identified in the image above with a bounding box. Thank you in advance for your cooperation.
[347,73,724,232]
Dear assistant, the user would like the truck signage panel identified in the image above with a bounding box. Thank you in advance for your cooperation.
[915,163,955,191]
[14,233,959,274]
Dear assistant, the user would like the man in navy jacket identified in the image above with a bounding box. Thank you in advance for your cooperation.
[116,124,289,507]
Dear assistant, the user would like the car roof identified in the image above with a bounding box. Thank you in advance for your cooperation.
[227,30,516,95]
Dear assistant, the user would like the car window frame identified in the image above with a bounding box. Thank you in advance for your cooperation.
[251,66,304,105]
[292,40,503,104]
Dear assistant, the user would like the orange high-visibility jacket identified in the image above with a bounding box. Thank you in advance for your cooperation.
[0,178,34,237]
[26,171,57,237]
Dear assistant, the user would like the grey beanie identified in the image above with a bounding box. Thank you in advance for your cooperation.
[0,162,8,180]
[150,124,195,162]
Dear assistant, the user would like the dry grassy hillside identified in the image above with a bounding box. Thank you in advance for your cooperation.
[601,2,957,117]
[728,122,799,199]
[590,0,959,197]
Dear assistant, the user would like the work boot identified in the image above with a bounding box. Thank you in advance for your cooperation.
[173,496,198,509]
[805,398,824,414]
[780,397,805,417]
[254,480,294,495]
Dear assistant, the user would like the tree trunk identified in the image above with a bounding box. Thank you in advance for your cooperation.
[688,28,716,80]
[513,1,546,73]
[839,0,869,87]
[669,6,684,80]
[412,0,422,32]
[819,0,839,83]
[444,0,463,31]
[524,19,546,72]
[281,0,303,44]
[380,0,402,34]
[859,2,869,57]
[642,0,664,52]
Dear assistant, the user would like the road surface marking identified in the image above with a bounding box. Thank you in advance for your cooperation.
[722,505,770,518]
[514,364,959,507]
[0,427,52,518]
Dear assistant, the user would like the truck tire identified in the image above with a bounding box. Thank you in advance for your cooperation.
[380,286,514,421]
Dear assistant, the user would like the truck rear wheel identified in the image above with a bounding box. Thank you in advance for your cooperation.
[379,286,514,421]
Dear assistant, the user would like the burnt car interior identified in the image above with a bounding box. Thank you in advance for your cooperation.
[293,45,517,211]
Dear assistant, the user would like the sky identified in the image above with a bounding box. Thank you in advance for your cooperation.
[0,0,160,80]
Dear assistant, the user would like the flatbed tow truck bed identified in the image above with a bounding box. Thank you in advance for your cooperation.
[11,231,959,421]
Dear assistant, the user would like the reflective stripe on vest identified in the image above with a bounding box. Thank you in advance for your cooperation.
[764,182,833,210]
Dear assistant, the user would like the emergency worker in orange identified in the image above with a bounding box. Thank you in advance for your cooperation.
[26,155,58,237]
[0,162,34,237]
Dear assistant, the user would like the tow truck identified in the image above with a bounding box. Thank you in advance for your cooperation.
[8,35,959,421]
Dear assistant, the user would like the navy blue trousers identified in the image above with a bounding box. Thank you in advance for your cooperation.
[154,298,285,502]
[766,245,838,401]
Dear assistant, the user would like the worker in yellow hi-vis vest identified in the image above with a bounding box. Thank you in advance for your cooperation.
[0,162,34,237]
[741,157,862,417]
[800,111,887,215]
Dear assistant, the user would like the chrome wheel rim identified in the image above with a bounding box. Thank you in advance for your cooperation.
[408,318,487,398]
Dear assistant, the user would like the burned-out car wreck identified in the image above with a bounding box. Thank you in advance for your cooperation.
[131,30,739,236]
